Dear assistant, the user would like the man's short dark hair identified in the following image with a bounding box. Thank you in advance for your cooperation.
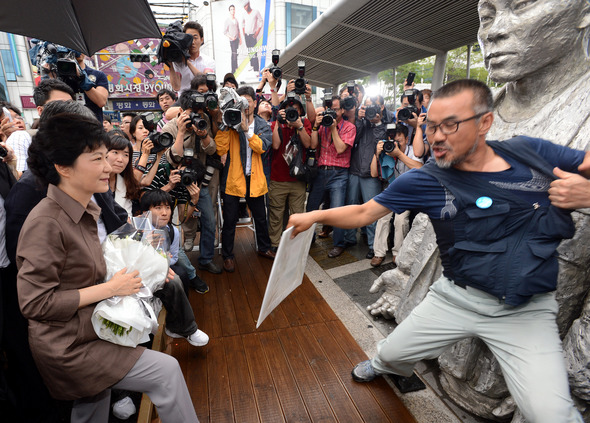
[33,79,75,107]
[179,89,199,110]
[39,100,95,124]
[122,112,137,120]
[190,74,215,91]
[156,89,177,102]
[140,189,174,213]
[0,101,21,116]
[183,21,204,39]
[103,115,112,124]
[432,79,493,115]
[396,125,409,139]
[237,86,255,100]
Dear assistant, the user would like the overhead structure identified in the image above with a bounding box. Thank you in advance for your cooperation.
[0,0,161,56]
[279,0,480,89]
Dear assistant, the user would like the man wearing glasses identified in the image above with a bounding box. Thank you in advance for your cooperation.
[288,79,590,423]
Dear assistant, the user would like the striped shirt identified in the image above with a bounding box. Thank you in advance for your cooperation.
[317,120,356,168]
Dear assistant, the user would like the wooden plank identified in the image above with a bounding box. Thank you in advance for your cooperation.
[185,343,209,421]
[309,322,393,422]
[206,337,234,423]
[258,331,312,423]
[291,325,364,422]
[216,269,240,337]
[276,327,337,423]
[197,271,224,339]
[325,320,417,422]
[242,333,286,423]
[298,275,339,322]
[223,335,260,423]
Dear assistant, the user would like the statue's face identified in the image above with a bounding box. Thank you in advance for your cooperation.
[477,0,586,82]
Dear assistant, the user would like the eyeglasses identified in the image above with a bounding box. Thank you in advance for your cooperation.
[425,112,488,136]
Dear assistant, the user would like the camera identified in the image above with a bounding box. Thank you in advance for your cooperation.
[188,111,209,131]
[306,148,317,168]
[321,91,337,127]
[285,107,299,122]
[180,148,205,187]
[294,60,307,95]
[221,97,248,130]
[56,58,78,78]
[268,49,282,80]
[141,112,174,154]
[342,80,357,111]
[365,105,380,120]
[278,91,302,124]
[204,73,219,110]
[382,123,398,153]
[398,89,419,121]
[201,153,223,188]
[157,20,193,64]
[189,92,206,111]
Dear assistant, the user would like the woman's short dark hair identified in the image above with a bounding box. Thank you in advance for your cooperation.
[27,113,109,186]
[140,189,174,213]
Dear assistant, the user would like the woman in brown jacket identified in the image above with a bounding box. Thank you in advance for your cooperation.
[16,114,199,422]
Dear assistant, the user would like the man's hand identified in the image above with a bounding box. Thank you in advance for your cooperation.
[287,212,317,239]
[1,117,18,141]
[187,182,201,205]
[370,113,382,125]
[0,142,15,163]
[358,106,366,119]
[403,79,415,91]
[407,112,419,128]
[177,110,191,137]
[167,169,181,188]
[549,167,590,209]
[240,111,249,132]
[376,141,384,156]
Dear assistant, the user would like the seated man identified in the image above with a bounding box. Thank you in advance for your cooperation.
[140,189,209,346]
[215,86,274,273]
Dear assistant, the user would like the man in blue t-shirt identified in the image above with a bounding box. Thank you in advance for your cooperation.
[289,79,590,423]
[75,54,109,122]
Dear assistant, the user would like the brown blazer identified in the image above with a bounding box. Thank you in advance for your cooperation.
[16,185,144,401]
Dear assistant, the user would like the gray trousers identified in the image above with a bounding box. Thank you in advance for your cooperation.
[71,349,199,423]
[372,276,583,423]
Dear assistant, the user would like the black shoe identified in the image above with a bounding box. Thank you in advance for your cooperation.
[198,261,222,274]
[191,276,209,294]
[366,249,375,259]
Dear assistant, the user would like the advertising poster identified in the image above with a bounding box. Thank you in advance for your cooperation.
[211,0,275,84]
[95,37,173,100]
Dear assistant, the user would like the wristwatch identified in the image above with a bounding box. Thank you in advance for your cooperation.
[134,164,147,173]
[189,200,198,207]
[297,126,304,131]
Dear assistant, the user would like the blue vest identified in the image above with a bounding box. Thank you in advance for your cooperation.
[421,137,575,306]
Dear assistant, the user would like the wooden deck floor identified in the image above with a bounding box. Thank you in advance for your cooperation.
[170,228,417,423]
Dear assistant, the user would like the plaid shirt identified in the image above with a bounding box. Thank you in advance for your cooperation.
[317,119,356,168]
[6,130,32,172]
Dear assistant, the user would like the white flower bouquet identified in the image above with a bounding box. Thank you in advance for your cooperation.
[92,214,170,347]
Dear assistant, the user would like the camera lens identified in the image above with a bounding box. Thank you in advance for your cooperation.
[223,108,242,127]
[321,114,334,127]
[397,108,412,121]
[196,119,208,131]
[285,107,299,122]
[365,107,377,120]
[383,141,395,153]
[342,96,356,111]
[272,68,282,79]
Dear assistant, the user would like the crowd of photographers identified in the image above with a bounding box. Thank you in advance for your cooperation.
[0,18,437,420]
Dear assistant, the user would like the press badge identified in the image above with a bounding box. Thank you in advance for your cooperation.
[476,196,493,209]
[75,93,85,104]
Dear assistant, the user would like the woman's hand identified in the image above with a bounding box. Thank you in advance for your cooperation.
[140,139,154,155]
[108,268,142,296]
[165,268,176,283]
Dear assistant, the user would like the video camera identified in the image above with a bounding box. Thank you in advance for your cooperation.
[320,90,337,127]
[29,40,89,91]
[218,87,249,131]
[157,20,194,64]
[140,112,174,154]
[342,81,357,111]
[268,49,282,80]
[398,89,420,121]
[382,123,398,153]
[294,61,307,95]
[180,148,206,187]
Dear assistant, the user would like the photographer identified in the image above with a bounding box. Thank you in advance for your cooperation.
[339,82,364,124]
[268,93,312,251]
[281,79,316,127]
[215,86,273,273]
[307,96,356,258]
[168,21,215,95]
[74,53,108,122]
[161,89,220,273]
[369,124,423,267]
[344,96,387,259]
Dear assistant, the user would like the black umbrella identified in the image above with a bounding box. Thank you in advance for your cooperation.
[0,0,161,56]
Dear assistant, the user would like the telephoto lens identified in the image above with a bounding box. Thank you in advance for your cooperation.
[285,107,299,122]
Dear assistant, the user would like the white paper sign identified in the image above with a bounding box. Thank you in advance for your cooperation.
[256,224,317,328]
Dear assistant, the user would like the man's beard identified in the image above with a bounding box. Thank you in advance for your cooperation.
[434,138,479,169]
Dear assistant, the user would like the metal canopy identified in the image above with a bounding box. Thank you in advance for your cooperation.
[279,0,480,88]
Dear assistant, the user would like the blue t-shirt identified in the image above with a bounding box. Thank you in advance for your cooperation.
[81,66,108,122]
[373,137,586,220]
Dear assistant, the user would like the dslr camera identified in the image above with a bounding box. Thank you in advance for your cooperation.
[365,103,381,120]
[382,123,398,153]
[180,148,206,187]
[278,91,302,124]
[342,81,357,111]
[398,89,420,121]
[320,90,337,127]
[187,93,209,131]
[268,49,282,80]
[294,60,307,95]
[204,73,219,111]
[141,112,174,154]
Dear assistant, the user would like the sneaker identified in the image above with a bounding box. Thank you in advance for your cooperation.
[165,328,209,347]
[191,276,209,294]
[351,360,380,382]
[112,396,136,420]
[183,238,194,252]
